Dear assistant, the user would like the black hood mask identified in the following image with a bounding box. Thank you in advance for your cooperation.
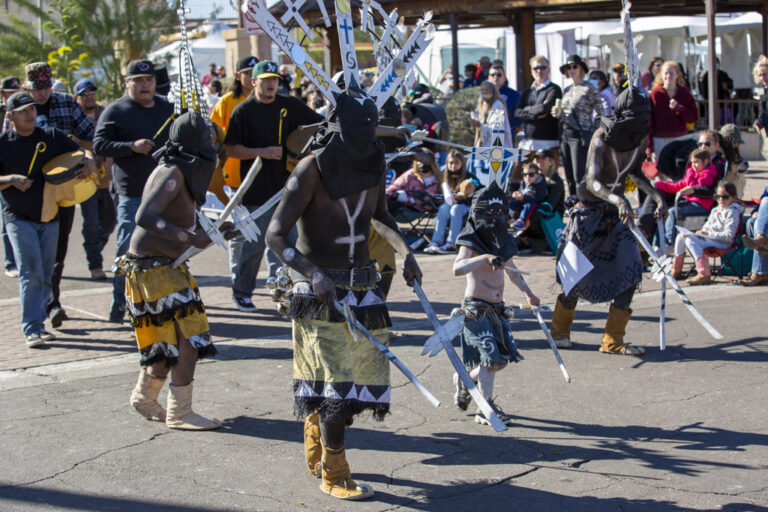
[601,85,651,152]
[456,182,517,260]
[153,111,217,206]
[309,88,385,200]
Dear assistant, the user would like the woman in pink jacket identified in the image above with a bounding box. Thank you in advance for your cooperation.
[386,159,442,212]
[653,147,718,246]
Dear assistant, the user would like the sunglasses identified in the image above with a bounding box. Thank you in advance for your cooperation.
[698,141,712,147]
[532,65,548,71]
[568,64,581,70]
[523,172,538,177]
[713,194,731,200]
[489,73,503,77]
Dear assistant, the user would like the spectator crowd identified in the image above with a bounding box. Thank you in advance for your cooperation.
[1,47,767,349]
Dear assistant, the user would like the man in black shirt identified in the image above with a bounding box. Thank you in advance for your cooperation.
[0,91,96,347]
[93,59,174,322]
[224,60,322,312]
[20,62,95,329]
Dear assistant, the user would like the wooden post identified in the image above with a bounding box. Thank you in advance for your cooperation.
[762,4,768,57]
[705,0,718,130]
[514,9,535,89]
[450,12,460,94]
[327,26,342,76]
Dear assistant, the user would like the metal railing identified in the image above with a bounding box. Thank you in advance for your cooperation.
[694,99,759,130]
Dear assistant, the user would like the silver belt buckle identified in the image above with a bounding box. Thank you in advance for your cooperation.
[349,267,359,288]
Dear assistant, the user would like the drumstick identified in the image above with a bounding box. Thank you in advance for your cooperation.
[27,142,46,175]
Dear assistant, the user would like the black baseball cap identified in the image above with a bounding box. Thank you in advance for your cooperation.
[1,76,20,92]
[236,55,259,73]
[125,59,155,79]
[6,91,36,112]
[534,149,555,159]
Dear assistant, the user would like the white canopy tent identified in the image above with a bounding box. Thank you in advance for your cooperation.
[148,23,228,81]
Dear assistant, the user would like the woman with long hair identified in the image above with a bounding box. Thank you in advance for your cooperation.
[649,61,698,159]
[425,150,479,254]
[470,81,513,147]
[552,54,604,196]
[641,56,664,91]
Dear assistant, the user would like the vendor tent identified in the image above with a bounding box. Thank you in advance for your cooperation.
[148,22,228,80]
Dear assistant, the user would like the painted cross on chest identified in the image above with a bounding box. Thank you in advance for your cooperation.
[335,190,368,263]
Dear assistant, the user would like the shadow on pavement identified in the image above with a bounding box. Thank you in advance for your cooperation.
[0,486,227,512]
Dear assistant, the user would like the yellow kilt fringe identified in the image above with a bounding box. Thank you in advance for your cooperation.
[124,261,214,366]
[292,318,390,421]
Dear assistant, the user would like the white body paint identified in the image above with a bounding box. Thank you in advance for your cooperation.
[165,179,176,191]
[178,231,189,242]
[608,193,620,204]
[156,219,166,229]
[282,248,295,262]
[592,181,603,192]
[335,190,368,263]
[268,219,281,234]
[311,272,325,286]
[286,176,298,191]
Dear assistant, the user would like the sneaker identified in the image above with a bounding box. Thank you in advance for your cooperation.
[511,220,525,230]
[475,399,514,426]
[4,267,18,278]
[90,268,108,280]
[25,333,46,348]
[49,307,68,329]
[234,296,258,313]
[435,243,457,255]
[453,372,471,411]
[40,330,56,341]
[423,242,440,254]
[108,303,126,324]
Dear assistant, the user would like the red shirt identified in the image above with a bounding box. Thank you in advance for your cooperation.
[649,84,698,140]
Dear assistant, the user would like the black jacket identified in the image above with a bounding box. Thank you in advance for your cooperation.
[514,82,562,141]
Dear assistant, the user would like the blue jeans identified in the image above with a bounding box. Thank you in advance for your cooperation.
[112,195,142,309]
[664,201,709,246]
[229,203,297,299]
[431,203,469,245]
[81,189,117,270]
[747,197,768,275]
[509,199,536,222]
[6,219,59,335]
[1,205,16,270]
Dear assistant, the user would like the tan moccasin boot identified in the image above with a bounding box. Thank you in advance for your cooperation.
[166,382,221,430]
[130,369,166,422]
[320,445,374,500]
[599,305,644,356]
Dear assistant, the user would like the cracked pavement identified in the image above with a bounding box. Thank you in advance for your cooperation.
[1,169,768,510]
[1,280,767,511]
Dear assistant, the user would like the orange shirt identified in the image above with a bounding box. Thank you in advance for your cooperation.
[210,91,247,187]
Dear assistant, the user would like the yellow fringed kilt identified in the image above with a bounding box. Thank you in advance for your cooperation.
[118,254,215,366]
[292,318,390,421]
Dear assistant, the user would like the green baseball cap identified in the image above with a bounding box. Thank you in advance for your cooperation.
[252,60,281,80]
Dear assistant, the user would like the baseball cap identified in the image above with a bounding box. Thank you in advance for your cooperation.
[24,62,53,90]
[252,60,281,79]
[612,63,625,72]
[125,59,155,79]
[74,79,97,95]
[6,91,36,112]
[236,55,259,73]
[534,149,555,159]
[1,76,20,92]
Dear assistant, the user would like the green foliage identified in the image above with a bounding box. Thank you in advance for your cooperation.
[445,87,480,147]
[0,0,179,100]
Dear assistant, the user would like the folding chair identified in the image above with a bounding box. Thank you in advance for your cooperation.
[392,206,437,251]
[683,217,744,278]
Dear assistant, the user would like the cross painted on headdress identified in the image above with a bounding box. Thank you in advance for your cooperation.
[280,0,315,39]
[339,18,353,44]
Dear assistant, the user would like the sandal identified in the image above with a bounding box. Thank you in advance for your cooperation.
[737,273,768,286]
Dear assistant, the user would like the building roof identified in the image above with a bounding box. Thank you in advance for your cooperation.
[271,0,765,26]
